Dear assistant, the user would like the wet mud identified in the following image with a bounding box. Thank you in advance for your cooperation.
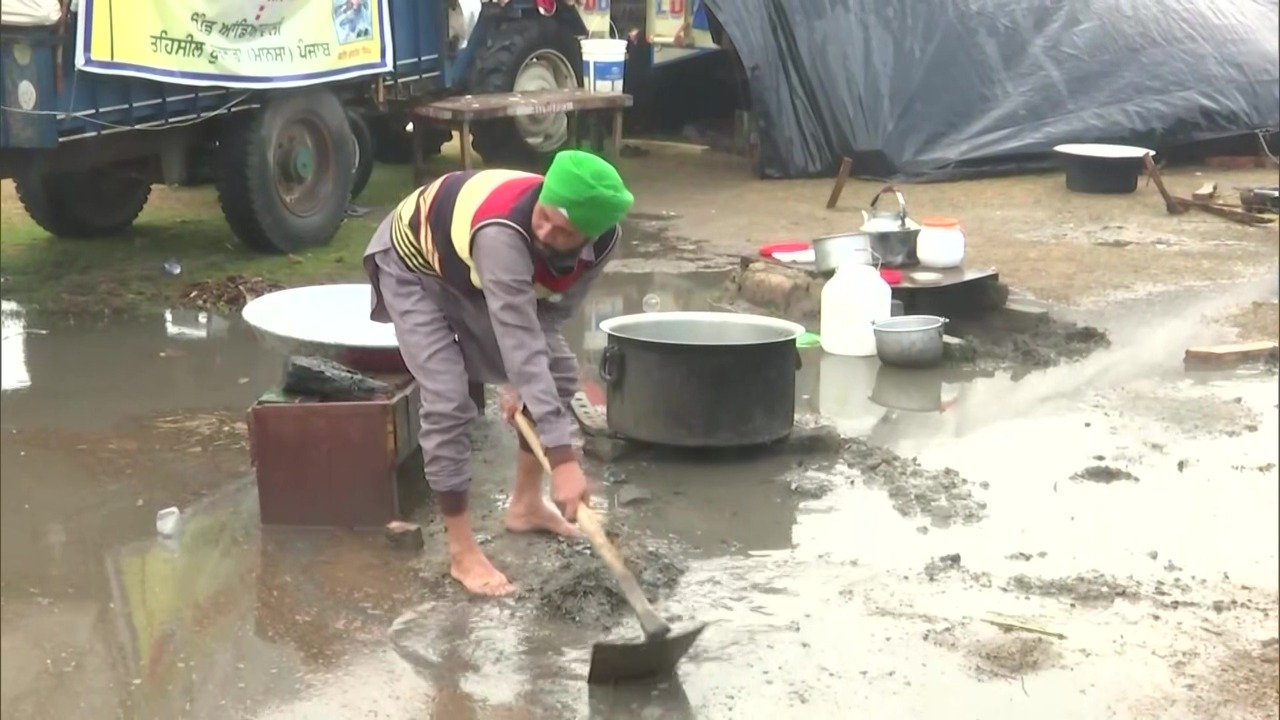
[1072,465,1140,483]
[1098,382,1262,438]
[528,532,688,628]
[3,263,1279,719]
[842,438,987,526]
[177,275,283,312]
[1191,645,1280,720]
[952,317,1111,373]
[927,624,1063,678]
[923,553,968,581]
[737,427,987,527]
[1005,572,1140,606]
[973,634,1063,676]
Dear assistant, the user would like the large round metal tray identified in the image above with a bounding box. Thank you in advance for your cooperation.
[241,284,400,358]
[1051,143,1153,158]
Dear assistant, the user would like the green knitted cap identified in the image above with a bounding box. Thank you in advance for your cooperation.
[538,150,634,238]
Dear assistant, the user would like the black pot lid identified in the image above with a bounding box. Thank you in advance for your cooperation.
[1052,143,1154,159]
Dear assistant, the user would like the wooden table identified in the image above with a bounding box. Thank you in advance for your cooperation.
[409,89,633,174]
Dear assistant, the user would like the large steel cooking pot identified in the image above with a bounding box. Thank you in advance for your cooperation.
[597,311,805,447]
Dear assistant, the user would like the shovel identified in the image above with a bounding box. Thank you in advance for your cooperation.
[512,413,706,684]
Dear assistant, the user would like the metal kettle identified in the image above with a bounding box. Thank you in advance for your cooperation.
[859,185,919,232]
[857,185,921,267]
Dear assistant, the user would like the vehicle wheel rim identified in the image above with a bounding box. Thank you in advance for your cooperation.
[350,126,362,179]
[274,115,334,217]
[513,49,576,153]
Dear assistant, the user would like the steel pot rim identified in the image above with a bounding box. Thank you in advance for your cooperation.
[872,315,948,333]
[599,311,806,346]
[813,231,873,245]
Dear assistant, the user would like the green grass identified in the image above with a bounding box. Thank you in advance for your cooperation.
[0,162,439,318]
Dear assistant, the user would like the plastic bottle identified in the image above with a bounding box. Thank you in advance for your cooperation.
[155,507,181,537]
[819,263,891,357]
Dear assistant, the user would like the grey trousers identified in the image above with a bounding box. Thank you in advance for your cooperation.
[366,248,584,496]
[370,248,481,494]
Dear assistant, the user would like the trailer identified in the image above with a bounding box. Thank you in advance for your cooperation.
[0,0,596,253]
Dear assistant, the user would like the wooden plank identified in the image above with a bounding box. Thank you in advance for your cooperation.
[1143,154,1272,225]
[1192,182,1218,201]
[1184,341,1279,366]
[412,90,633,121]
[1173,195,1275,225]
[826,157,853,209]
[981,616,1067,641]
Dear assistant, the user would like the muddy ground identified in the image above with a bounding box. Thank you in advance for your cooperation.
[2,149,1278,720]
[1226,300,1280,341]
[621,146,1279,308]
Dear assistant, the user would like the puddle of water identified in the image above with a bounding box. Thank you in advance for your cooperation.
[560,269,731,373]
[0,310,281,432]
[2,299,33,392]
[1,269,1277,719]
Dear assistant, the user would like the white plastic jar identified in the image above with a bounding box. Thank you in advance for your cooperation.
[915,217,966,269]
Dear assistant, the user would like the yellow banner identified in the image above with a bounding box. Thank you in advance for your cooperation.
[75,0,394,88]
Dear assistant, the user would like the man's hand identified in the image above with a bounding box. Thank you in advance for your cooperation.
[550,460,589,521]
[500,385,523,425]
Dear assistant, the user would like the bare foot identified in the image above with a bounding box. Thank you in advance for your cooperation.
[449,547,516,597]
[505,499,580,539]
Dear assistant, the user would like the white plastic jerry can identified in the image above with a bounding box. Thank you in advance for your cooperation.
[820,263,891,357]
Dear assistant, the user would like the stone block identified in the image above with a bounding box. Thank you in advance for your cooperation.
[730,261,822,323]
[384,521,425,551]
[993,300,1050,332]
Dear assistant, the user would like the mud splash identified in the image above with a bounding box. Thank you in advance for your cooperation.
[954,318,1111,373]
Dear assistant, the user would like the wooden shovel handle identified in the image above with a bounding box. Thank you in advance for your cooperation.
[575,505,672,639]
[1143,153,1184,215]
[513,413,672,640]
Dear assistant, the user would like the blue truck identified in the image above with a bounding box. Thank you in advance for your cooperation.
[0,0,598,253]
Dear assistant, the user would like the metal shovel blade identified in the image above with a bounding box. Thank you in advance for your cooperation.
[587,623,707,684]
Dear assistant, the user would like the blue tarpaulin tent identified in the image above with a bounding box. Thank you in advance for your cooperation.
[705,0,1280,180]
